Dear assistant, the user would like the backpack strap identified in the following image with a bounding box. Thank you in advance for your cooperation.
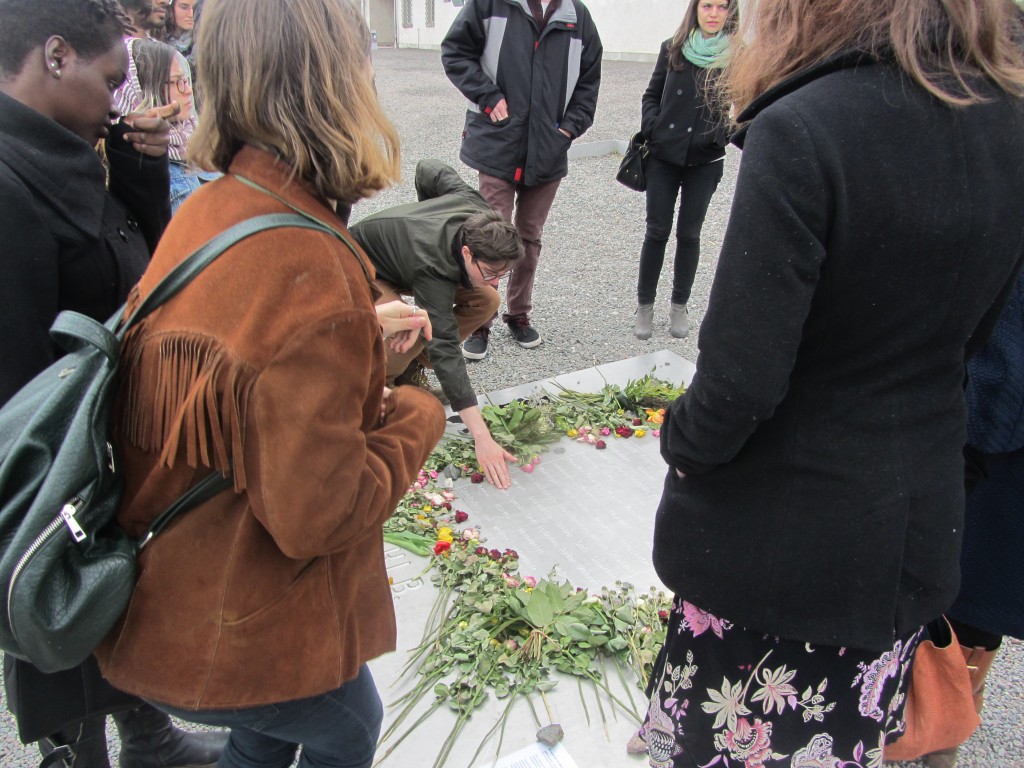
[50,311,120,362]
[137,471,235,551]
[120,213,336,336]
[38,744,73,768]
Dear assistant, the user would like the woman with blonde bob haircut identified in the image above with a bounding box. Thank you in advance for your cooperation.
[635,1,1024,766]
[94,0,446,766]
[188,0,400,204]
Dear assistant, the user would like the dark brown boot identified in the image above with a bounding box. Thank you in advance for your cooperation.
[111,704,227,768]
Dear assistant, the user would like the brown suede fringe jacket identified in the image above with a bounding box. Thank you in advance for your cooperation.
[95,147,446,710]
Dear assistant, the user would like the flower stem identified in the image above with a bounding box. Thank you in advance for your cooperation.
[576,676,591,727]
[464,690,518,768]
[373,697,445,765]
[525,693,543,729]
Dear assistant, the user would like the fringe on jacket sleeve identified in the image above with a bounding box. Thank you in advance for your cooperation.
[119,326,257,491]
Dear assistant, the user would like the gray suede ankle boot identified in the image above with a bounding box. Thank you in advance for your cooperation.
[669,303,690,338]
[634,303,654,340]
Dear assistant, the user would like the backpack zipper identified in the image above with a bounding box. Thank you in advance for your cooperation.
[7,498,86,632]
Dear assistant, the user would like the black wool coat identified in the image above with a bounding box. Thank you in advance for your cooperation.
[655,53,1024,652]
[0,90,170,739]
[0,92,169,404]
[640,39,728,168]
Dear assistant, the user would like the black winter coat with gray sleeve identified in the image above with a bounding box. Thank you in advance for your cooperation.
[441,0,602,186]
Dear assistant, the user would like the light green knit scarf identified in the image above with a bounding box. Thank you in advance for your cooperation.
[682,29,730,69]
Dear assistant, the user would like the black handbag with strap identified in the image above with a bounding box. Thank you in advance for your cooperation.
[0,213,337,673]
[615,132,650,192]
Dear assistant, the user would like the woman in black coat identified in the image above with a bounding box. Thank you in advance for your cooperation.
[0,0,224,765]
[633,0,736,341]
[633,1,1024,766]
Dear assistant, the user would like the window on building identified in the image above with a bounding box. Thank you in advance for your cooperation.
[426,0,435,27]
[401,0,412,28]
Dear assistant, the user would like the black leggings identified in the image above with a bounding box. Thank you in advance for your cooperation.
[637,156,724,305]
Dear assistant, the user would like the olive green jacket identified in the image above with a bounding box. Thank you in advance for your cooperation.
[351,160,491,411]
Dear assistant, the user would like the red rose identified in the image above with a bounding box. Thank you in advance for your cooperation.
[615,426,634,438]
[433,541,451,555]
[632,418,643,426]
[595,440,607,449]
[475,546,489,556]
[658,610,669,622]
[454,510,469,524]
[503,549,519,560]
[443,502,453,511]
[489,549,502,560]
[470,472,485,484]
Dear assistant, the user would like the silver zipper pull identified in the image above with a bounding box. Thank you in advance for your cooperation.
[61,503,87,543]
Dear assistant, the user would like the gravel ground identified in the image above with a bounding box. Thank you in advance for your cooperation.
[1,47,1019,767]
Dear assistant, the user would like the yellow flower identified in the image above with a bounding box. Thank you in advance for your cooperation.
[415,514,426,520]
[423,505,433,513]
[567,429,578,437]
[458,621,469,630]
[635,429,647,438]
[437,527,454,543]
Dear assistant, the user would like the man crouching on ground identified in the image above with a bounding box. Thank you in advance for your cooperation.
[351,159,523,489]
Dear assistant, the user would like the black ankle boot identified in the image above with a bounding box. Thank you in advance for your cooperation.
[38,716,111,768]
[111,704,228,768]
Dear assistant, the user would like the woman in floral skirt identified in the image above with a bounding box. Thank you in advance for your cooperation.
[638,0,1024,766]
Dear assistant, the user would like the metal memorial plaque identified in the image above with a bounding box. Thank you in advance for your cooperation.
[453,433,668,591]
[372,351,695,768]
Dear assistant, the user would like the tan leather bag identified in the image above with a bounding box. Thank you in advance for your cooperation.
[886,617,981,761]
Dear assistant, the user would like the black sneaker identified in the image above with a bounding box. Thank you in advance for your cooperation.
[506,317,542,348]
[462,328,489,360]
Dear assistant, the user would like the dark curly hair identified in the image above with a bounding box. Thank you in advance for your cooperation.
[0,0,129,77]
[463,210,523,267]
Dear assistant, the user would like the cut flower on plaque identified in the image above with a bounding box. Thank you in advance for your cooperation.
[422,371,683,470]
[378,476,671,768]
[377,371,686,767]
[383,472,472,558]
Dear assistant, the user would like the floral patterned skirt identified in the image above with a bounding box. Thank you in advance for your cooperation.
[634,596,923,768]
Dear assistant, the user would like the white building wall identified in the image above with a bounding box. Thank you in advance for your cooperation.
[395,0,694,61]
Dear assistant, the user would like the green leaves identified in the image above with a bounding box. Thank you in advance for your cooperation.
[378,466,675,768]
[525,589,555,628]
[478,397,562,460]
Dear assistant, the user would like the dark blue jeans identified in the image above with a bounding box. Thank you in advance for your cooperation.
[637,156,724,306]
[153,664,382,768]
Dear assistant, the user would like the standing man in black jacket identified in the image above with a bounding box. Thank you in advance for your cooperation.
[441,0,601,359]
